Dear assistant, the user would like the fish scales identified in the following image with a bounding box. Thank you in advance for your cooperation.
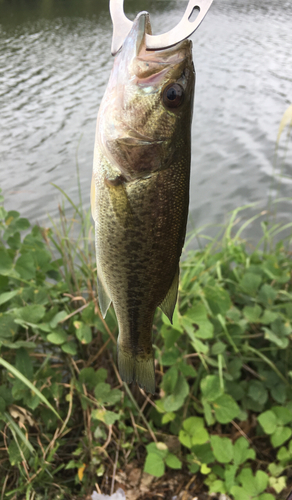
[92,12,195,393]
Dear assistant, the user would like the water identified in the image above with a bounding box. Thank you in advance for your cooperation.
[0,0,291,243]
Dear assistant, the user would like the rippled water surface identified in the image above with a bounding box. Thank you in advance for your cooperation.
[0,0,291,240]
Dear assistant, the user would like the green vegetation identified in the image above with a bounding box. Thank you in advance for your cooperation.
[0,187,292,500]
[0,105,291,500]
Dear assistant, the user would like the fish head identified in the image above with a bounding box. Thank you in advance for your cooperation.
[98,12,195,180]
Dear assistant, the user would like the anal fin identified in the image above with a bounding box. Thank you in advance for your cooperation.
[159,267,179,324]
[95,253,111,318]
[97,273,111,319]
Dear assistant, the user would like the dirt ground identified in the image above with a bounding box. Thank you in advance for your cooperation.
[84,465,229,500]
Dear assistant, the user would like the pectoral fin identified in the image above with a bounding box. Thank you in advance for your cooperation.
[159,267,179,324]
[105,175,133,228]
[96,262,111,318]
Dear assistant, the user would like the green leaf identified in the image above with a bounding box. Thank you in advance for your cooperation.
[240,273,262,295]
[263,327,289,348]
[192,427,209,446]
[213,394,240,424]
[15,217,30,231]
[181,416,210,445]
[49,310,67,328]
[192,337,209,354]
[0,290,19,306]
[74,321,92,344]
[79,367,107,389]
[201,375,222,401]
[161,412,176,424]
[0,249,13,276]
[202,400,215,426]
[243,304,262,322]
[92,409,120,425]
[61,341,77,355]
[47,330,68,345]
[258,411,277,434]
[161,346,181,366]
[230,486,250,500]
[177,361,197,378]
[200,463,211,474]
[260,310,279,325]
[7,232,21,250]
[8,440,23,466]
[210,436,233,463]
[192,443,214,464]
[3,340,36,350]
[179,430,191,449]
[248,380,268,405]
[0,313,18,338]
[271,383,287,404]
[238,468,268,496]
[0,396,6,412]
[15,304,45,324]
[145,442,168,457]
[162,373,189,412]
[269,476,286,494]
[268,462,284,477]
[161,306,182,332]
[15,253,36,280]
[258,284,277,307]
[94,383,121,405]
[271,406,292,425]
[183,416,205,434]
[233,437,256,466]
[211,341,226,355]
[161,325,181,348]
[183,303,214,339]
[208,479,226,495]
[144,452,165,477]
[15,348,33,380]
[271,426,292,447]
[204,285,232,316]
[165,453,182,469]
[162,366,178,393]
[224,463,237,491]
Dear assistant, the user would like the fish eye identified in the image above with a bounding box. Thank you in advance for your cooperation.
[163,83,184,109]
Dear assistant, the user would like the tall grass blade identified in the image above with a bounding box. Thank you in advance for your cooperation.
[277,103,292,144]
[4,412,35,454]
[51,183,83,219]
[0,358,63,422]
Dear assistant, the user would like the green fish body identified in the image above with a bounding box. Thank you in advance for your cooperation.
[91,12,195,393]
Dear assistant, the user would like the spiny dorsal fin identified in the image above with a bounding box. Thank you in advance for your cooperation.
[159,267,179,324]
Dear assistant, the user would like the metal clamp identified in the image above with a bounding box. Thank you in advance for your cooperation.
[110,0,214,55]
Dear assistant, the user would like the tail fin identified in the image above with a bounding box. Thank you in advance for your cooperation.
[117,344,155,394]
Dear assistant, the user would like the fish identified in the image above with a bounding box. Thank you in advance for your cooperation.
[91,11,195,394]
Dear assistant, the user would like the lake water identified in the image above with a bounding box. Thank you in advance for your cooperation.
[0,0,291,245]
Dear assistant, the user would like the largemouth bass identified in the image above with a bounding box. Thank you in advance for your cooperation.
[91,12,195,394]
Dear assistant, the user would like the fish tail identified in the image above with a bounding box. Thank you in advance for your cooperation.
[117,343,155,394]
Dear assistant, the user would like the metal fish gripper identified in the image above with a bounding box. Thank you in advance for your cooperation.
[110,0,214,55]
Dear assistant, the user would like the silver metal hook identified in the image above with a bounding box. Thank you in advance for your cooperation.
[110,0,214,56]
